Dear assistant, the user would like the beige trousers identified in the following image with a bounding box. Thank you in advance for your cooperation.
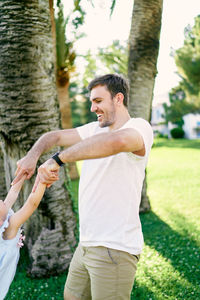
[64,244,139,300]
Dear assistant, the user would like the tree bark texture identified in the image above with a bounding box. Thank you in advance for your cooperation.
[0,144,7,199]
[0,0,76,277]
[128,0,163,212]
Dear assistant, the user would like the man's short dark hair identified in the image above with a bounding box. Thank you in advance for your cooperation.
[88,74,129,107]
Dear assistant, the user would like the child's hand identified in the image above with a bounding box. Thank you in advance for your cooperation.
[32,159,59,192]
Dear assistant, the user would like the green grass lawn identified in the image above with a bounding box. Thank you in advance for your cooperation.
[132,138,200,300]
[5,138,200,300]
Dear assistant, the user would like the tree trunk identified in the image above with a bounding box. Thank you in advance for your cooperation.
[49,0,79,180]
[56,74,79,180]
[0,144,7,199]
[128,0,163,212]
[0,0,76,277]
[49,0,56,67]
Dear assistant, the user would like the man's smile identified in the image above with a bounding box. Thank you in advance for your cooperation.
[97,114,103,121]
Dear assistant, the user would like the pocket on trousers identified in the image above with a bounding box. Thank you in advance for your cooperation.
[132,254,140,261]
[106,248,120,265]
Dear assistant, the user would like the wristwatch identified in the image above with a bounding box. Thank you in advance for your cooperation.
[51,151,65,166]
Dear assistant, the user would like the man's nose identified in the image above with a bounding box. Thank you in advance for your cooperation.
[90,102,97,112]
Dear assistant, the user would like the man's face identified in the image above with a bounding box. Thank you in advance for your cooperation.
[90,85,116,128]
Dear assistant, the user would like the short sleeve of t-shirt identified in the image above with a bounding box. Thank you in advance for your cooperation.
[76,118,153,159]
[77,122,100,140]
[123,118,153,159]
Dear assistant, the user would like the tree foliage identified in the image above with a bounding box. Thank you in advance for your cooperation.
[174,15,200,107]
[98,40,128,75]
[56,3,75,72]
[81,40,127,87]
[55,0,86,84]
[163,85,197,127]
[163,15,200,126]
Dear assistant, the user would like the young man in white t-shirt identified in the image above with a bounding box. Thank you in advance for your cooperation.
[13,74,153,300]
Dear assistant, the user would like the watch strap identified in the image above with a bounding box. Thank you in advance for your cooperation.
[51,151,65,166]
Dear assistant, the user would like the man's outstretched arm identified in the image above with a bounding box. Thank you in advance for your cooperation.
[12,128,81,184]
[59,128,144,162]
[34,128,144,188]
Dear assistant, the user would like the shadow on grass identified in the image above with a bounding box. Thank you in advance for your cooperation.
[153,138,200,150]
[140,211,198,283]
[7,208,200,299]
[131,211,200,299]
[142,212,199,284]
[131,279,158,300]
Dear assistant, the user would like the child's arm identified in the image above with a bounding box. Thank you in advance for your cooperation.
[4,175,27,210]
[7,182,46,238]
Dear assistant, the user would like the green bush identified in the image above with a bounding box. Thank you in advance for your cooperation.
[157,132,168,139]
[170,127,185,139]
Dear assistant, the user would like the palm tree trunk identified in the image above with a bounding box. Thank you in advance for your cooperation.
[0,144,7,199]
[128,0,163,212]
[49,0,57,66]
[57,78,79,179]
[50,0,79,180]
[0,0,76,277]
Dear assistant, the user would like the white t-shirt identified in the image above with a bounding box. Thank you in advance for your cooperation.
[76,118,153,254]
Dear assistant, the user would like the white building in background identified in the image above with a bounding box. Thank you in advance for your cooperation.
[151,100,200,139]
[183,113,200,139]
[151,93,170,136]
[151,103,169,137]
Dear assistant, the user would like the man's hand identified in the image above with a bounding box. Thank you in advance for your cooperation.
[32,158,60,192]
[12,155,38,185]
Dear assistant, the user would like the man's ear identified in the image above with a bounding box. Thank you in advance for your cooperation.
[115,92,124,106]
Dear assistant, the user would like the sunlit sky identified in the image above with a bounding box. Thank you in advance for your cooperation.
[63,0,200,105]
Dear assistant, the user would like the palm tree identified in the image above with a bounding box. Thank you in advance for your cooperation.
[54,1,79,179]
[0,145,7,199]
[0,0,76,277]
[128,0,163,212]
[55,2,75,130]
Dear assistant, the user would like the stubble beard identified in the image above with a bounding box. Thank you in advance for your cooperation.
[99,119,113,128]
[99,112,116,128]
[98,101,116,128]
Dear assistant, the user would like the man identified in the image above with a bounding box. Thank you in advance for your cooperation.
[13,74,153,300]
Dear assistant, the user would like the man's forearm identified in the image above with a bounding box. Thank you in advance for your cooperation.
[27,131,61,159]
[12,131,62,184]
[32,128,143,189]
[13,128,81,184]
[58,129,143,163]
[27,128,81,159]
[59,132,118,163]
[37,132,118,185]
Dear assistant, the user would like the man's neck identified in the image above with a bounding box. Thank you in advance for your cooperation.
[109,110,131,131]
